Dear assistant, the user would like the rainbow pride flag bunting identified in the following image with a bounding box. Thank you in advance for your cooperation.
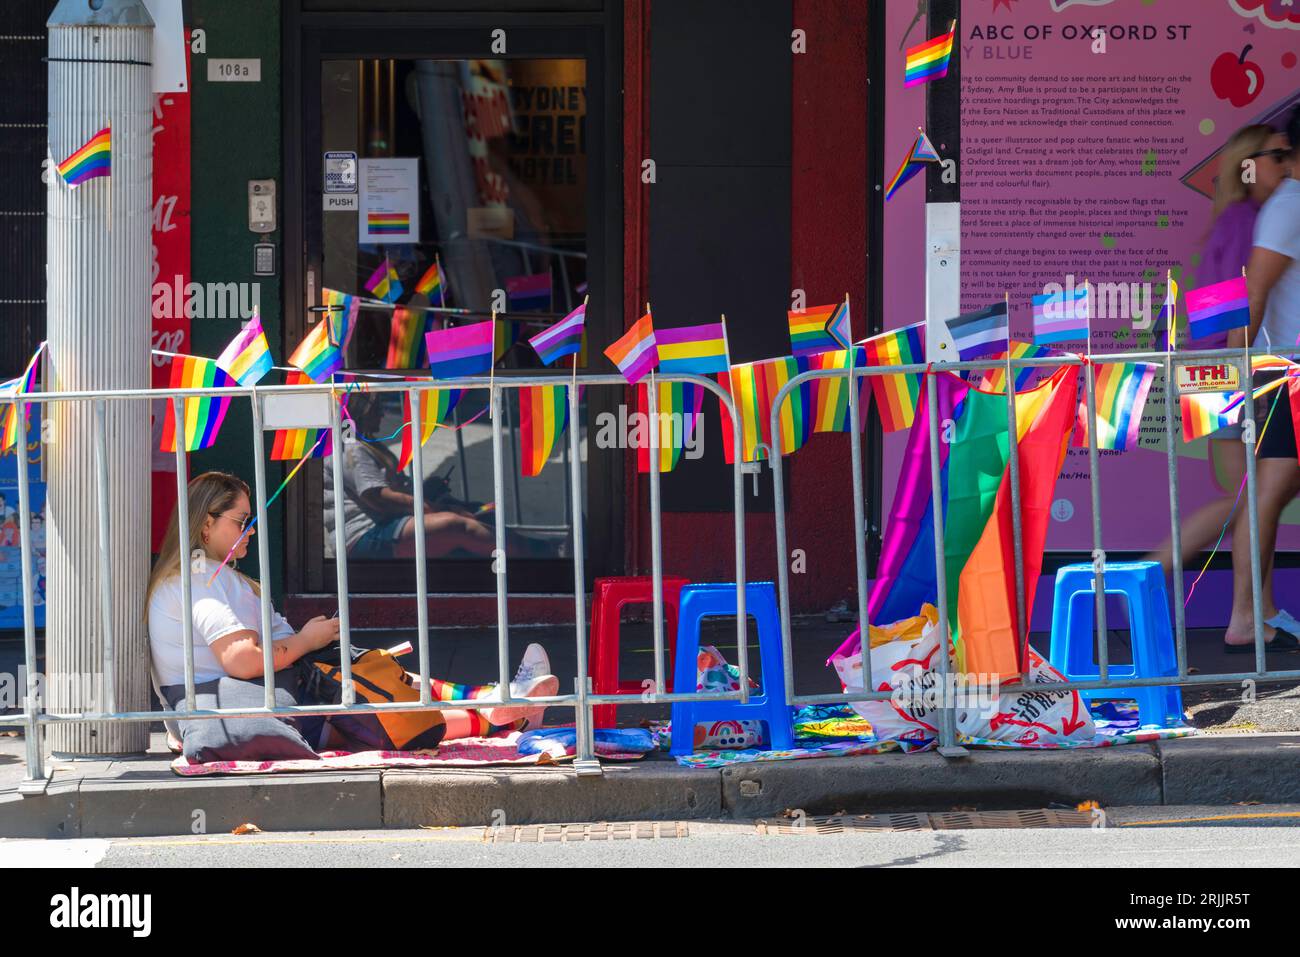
[884,131,940,201]
[904,25,956,87]
[718,356,812,463]
[0,344,44,452]
[425,320,496,380]
[1180,391,1242,443]
[1073,362,1157,452]
[1186,276,1249,341]
[386,307,431,370]
[605,312,658,385]
[216,314,273,386]
[415,261,445,301]
[529,303,586,366]
[861,322,925,433]
[656,322,728,375]
[637,380,705,473]
[160,354,237,453]
[270,369,332,460]
[519,384,571,477]
[398,384,464,471]
[57,126,111,188]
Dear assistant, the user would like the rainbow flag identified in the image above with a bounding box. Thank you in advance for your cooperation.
[215,314,273,386]
[807,347,868,434]
[1186,276,1249,341]
[386,307,431,370]
[657,322,728,375]
[978,341,1051,393]
[495,318,524,363]
[415,261,445,301]
[1032,286,1090,346]
[321,288,360,347]
[904,25,956,87]
[57,126,111,188]
[270,370,332,461]
[160,354,237,453]
[506,273,552,312]
[425,320,495,379]
[290,316,346,382]
[0,344,44,452]
[365,258,403,303]
[605,312,658,385]
[718,356,812,463]
[788,303,842,358]
[367,212,410,235]
[861,323,925,433]
[398,385,464,471]
[518,384,571,477]
[637,380,705,473]
[529,303,586,366]
[1180,391,1242,443]
[884,131,940,201]
[1073,362,1157,452]
[831,365,1080,681]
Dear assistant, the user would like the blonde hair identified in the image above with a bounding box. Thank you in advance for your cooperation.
[1214,124,1276,217]
[145,471,259,612]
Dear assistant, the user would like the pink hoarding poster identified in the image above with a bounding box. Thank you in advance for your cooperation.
[882,0,1300,553]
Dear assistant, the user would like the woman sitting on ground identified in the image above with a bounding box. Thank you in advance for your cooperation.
[146,471,557,750]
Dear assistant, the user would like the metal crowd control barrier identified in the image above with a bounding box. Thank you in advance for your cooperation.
[6,372,750,786]
[770,345,1300,754]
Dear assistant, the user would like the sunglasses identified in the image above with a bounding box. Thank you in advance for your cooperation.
[211,511,253,532]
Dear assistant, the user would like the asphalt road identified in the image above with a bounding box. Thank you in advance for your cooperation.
[5,806,1300,868]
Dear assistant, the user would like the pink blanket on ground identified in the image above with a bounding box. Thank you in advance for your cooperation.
[169,732,647,776]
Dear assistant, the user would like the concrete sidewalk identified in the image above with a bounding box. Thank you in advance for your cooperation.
[4,730,1300,839]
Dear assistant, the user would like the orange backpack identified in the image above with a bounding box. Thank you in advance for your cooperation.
[304,644,447,751]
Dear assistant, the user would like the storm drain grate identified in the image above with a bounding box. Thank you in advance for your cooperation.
[757,808,1092,834]
[487,821,690,843]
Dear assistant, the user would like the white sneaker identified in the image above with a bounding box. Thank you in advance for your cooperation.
[511,643,551,690]
[483,673,558,729]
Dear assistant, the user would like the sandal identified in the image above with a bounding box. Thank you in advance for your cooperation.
[1224,630,1300,654]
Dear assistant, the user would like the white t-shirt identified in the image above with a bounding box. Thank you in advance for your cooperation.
[1253,177,1300,351]
[147,565,294,687]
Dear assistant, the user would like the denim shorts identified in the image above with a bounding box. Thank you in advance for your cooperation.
[350,517,409,560]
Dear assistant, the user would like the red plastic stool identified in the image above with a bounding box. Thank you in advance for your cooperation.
[589,576,689,728]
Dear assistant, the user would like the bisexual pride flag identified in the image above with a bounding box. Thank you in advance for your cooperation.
[425,320,496,380]
[1186,276,1249,342]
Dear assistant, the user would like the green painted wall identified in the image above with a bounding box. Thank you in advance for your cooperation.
[188,0,285,598]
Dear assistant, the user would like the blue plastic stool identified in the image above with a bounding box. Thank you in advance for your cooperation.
[669,581,795,755]
[1048,561,1183,728]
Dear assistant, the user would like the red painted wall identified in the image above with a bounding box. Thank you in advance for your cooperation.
[624,0,869,614]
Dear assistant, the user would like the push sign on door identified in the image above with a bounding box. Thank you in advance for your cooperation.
[324,152,358,193]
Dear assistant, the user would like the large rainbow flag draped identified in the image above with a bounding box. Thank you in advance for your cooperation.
[717,356,812,463]
[0,344,44,452]
[831,365,1080,680]
[518,384,571,477]
[806,347,868,434]
[159,354,237,453]
[270,371,333,461]
[397,384,464,471]
[861,322,924,432]
[636,379,705,472]
[57,126,111,187]
[386,307,431,370]
[1073,361,1157,452]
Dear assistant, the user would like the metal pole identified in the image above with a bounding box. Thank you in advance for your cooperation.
[408,388,432,705]
[171,397,196,710]
[248,391,277,707]
[925,372,957,750]
[770,395,795,708]
[453,402,471,501]
[1005,354,1027,670]
[848,356,873,688]
[93,400,116,716]
[15,399,43,783]
[1240,342,1266,672]
[490,385,512,695]
[1164,356,1188,676]
[1084,360,1109,681]
[45,0,154,756]
[646,376,666,696]
[566,381,593,759]
[328,394,355,705]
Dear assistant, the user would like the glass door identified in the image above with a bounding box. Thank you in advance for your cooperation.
[295,22,618,594]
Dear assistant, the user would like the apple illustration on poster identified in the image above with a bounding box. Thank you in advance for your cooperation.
[1211,44,1266,108]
